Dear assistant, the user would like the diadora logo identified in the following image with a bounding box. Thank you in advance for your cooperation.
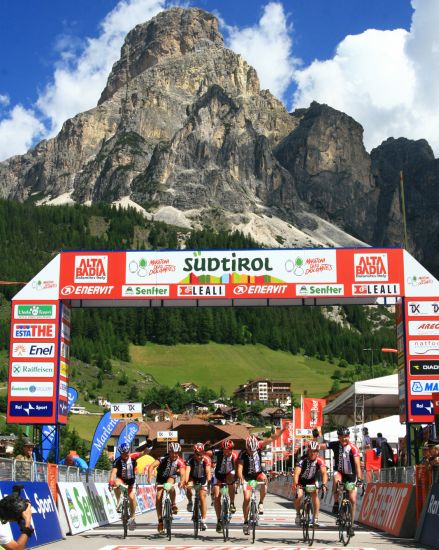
[74,255,108,283]
[354,253,388,281]
[13,323,55,339]
[12,343,55,358]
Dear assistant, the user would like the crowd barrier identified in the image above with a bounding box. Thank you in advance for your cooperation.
[415,481,439,549]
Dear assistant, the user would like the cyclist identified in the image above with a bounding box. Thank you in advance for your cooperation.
[208,439,239,533]
[237,429,285,535]
[320,426,363,535]
[109,442,145,530]
[292,441,328,526]
[147,442,186,533]
[183,443,211,531]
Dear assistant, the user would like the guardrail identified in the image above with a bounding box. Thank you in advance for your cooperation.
[0,457,149,484]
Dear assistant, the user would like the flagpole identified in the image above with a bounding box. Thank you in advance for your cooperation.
[300,395,304,457]
[292,407,296,469]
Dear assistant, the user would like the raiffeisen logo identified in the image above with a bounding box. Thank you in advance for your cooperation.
[354,253,388,281]
[183,251,273,273]
[74,255,108,283]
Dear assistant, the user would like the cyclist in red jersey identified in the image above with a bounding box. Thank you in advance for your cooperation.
[207,439,239,533]
[183,443,211,530]
[292,441,328,526]
[320,426,363,534]
[148,442,186,533]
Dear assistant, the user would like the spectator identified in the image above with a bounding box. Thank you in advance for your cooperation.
[430,444,439,466]
[0,500,33,549]
[15,437,35,481]
[362,428,371,449]
[59,452,88,472]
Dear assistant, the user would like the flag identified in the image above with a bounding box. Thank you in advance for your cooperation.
[89,411,120,469]
[302,398,326,429]
[114,423,140,459]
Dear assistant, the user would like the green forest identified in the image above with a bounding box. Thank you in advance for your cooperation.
[0,199,397,395]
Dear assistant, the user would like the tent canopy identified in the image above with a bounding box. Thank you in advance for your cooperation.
[324,415,405,446]
[323,374,398,418]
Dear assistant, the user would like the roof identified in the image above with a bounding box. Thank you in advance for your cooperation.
[261,407,285,416]
[323,374,398,416]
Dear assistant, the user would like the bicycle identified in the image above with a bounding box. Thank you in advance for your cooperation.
[157,482,174,541]
[246,480,265,544]
[191,483,204,538]
[335,480,364,546]
[219,482,232,542]
[115,484,130,538]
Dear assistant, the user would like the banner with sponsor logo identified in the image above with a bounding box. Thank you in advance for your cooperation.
[358,482,416,537]
[41,387,78,461]
[0,481,63,547]
[114,422,140,459]
[89,412,120,469]
[302,398,326,429]
[416,482,439,548]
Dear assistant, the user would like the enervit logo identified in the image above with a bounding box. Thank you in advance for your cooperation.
[411,380,439,394]
[177,285,225,297]
[233,284,288,296]
[9,401,53,417]
[14,304,56,319]
[410,360,439,375]
[74,255,108,282]
[408,321,439,336]
[12,343,55,358]
[10,382,53,397]
[359,484,410,533]
[122,285,170,297]
[409,340,439,356]
[352,283,400,295]
[407,302,439,317]
[11,362,55,378]
[296,284,344,296]
[354,253,388,281]
[13,323,55,339]
[61,285,114,296]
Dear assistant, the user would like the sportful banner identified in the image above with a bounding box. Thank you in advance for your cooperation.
[114,422,140,459]
[0,481,63,547]
[41,387,78,461]
[89,411,120,469]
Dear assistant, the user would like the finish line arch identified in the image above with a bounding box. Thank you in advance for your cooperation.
[7,247,439,462]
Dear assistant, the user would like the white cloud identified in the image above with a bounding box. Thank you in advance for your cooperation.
[225,2,297,99]
[0,106,44,160]
[0,94,10,107]
[0,0,166,160]
[293,0,439,155]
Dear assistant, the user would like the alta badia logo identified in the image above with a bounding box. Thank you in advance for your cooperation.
[74,255,108,283]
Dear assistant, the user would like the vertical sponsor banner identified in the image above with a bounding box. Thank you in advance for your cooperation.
[47,463,58,503]
[302,398,325,429]
[404,297,439,423]
[114,422,140,459]
[89,412,120,469]
[396,299,407,422]
[41,386,78,461]
[7,300,60,424]
[57,302,71,424]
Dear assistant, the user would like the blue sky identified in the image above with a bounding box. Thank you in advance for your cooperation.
[2,0,438,160]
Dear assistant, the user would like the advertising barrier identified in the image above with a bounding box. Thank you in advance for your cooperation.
[416,482,439,549]
[0,481,63,548]
[57,481,156,535]
[358,482,416,537]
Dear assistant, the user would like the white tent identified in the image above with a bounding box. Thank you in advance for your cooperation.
[323,374,398,424]
[324,415,405,446]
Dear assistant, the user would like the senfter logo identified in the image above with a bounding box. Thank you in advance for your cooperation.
[74,255,108,282]
[354,253,388,281]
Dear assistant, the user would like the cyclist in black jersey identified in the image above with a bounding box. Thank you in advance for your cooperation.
[183,443,211,530]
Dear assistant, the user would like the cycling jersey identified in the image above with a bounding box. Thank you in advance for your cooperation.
[239,444,264,479]
[328,441,360,475]
[213,449,238,477]
[188,455,210,482]
[296,456,326,484]
[112,452,141,486]
[156,454,185,482]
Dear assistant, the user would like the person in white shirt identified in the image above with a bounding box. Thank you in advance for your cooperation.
[0,501,33,549]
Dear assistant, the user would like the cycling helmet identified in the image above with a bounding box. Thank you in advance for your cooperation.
[308,441,320,451]
[169,442,181,453]
[118,443,130,454]
[193,442,204,453]
[246,436,259,452]
[337,426,350,436]
[221,439,234,450]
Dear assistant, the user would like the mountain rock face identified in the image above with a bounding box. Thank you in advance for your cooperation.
[0,7,438,264]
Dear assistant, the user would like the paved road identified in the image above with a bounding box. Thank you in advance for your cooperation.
[51,492,428,550]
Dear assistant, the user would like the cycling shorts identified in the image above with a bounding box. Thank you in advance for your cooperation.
[215,472,235,485]
[116,477,136,493]
[334,472,356,484]
[188,476,208,488]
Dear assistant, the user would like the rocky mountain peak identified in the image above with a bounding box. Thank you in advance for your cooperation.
[99,7,224,104]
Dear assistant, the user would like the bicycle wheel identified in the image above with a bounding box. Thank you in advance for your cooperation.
[164,499,172,541]
[339,501,352,546]
[193,496,199,538]
[221,497,229,542]
[122,497,129,539]
[250,500,257,544]
[307,499,315,546]
[302,500,309,543]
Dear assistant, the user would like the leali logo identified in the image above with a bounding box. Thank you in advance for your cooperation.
[74,255,108,283]
[354,253,388,281]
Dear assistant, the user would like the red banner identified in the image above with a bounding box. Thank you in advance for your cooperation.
[302,398,326,429]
